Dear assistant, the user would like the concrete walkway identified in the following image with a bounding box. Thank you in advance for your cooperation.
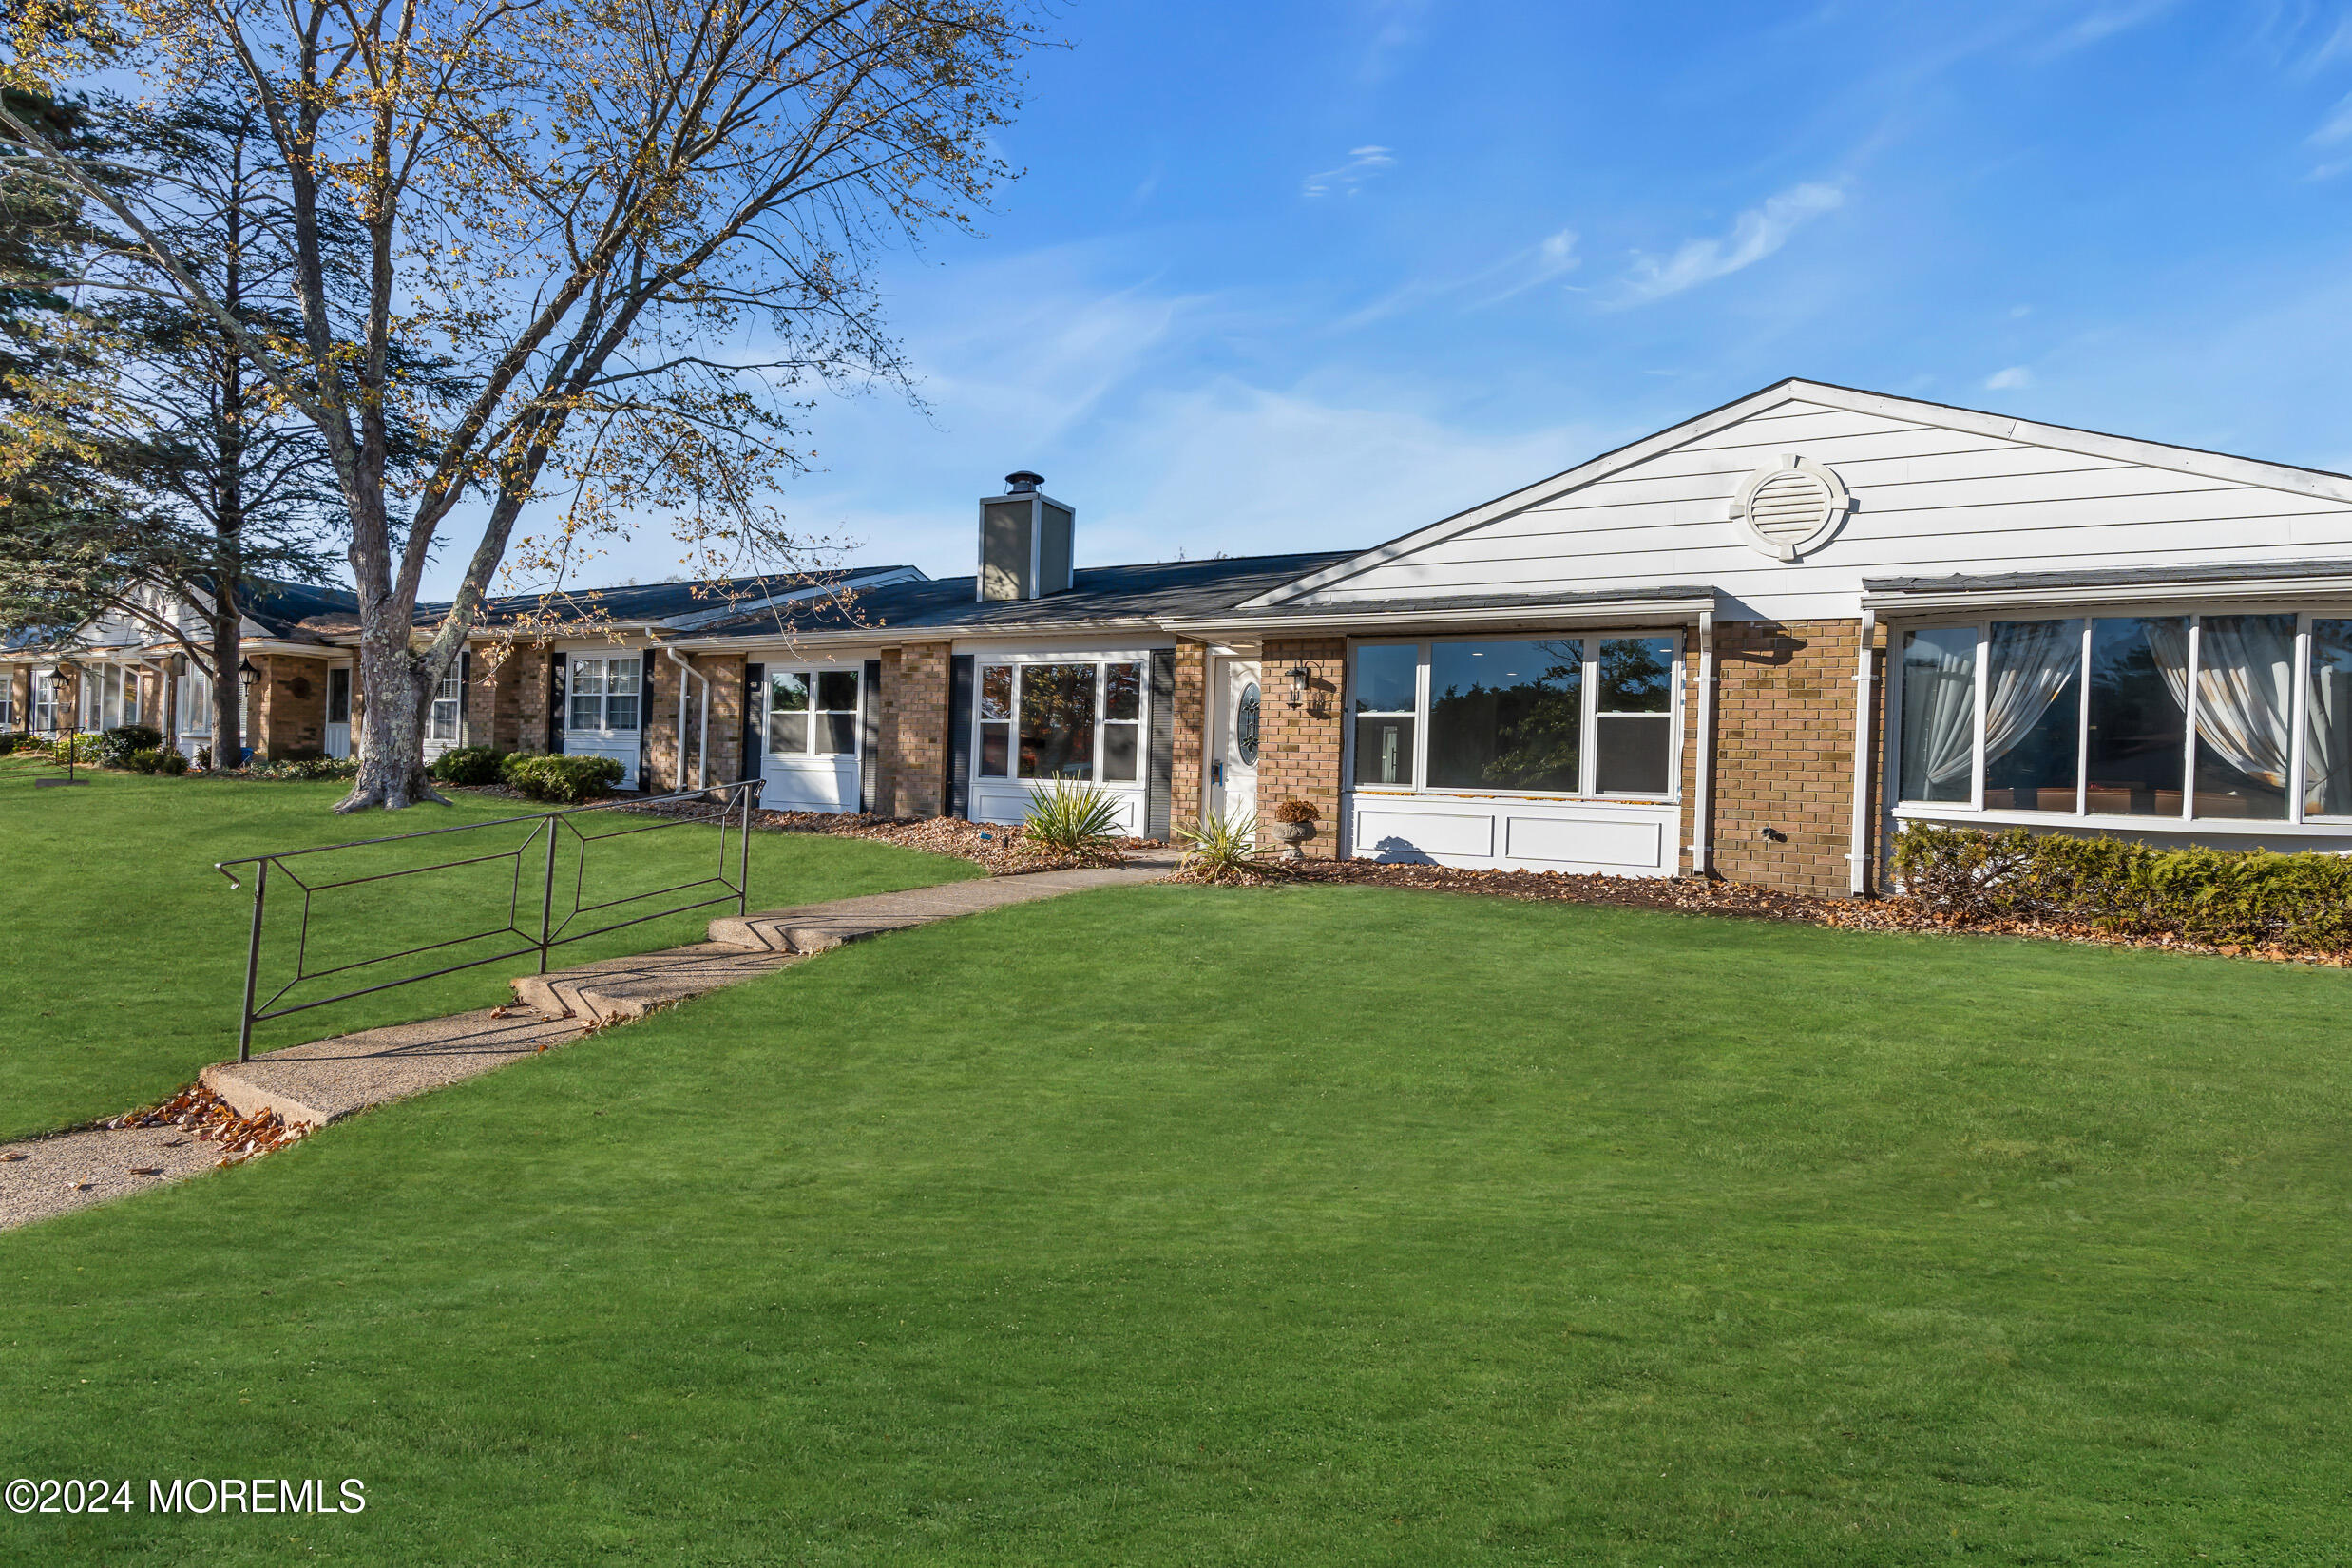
[1,854,1174,1230]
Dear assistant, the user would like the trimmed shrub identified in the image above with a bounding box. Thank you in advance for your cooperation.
[124,747,166,774]
[244,754,360,781]
[0,732,21,755]
[430,744,507,787]
[96,724,164,767]
[500,752,623,804]
[157,748,190,776]
[1021,781,1126,859]
[1893,823,2352,953]
[194,746,211,770]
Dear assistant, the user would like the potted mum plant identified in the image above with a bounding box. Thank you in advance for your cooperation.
[1272,797,1319,859]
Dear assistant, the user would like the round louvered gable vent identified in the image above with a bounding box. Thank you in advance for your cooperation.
[1730,456,1853,561]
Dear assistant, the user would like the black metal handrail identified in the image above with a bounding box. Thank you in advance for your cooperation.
[212,778,766,1061]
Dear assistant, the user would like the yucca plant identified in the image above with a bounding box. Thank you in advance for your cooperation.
[1173,813,1269,883]
[1021,782,1128,859]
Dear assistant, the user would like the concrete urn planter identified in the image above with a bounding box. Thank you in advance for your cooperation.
[1272,817,1317,860]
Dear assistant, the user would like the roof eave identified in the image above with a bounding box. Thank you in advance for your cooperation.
[1163,594,1719,636]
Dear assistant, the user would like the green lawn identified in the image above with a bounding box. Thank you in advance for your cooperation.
[6,882,2351,1563]
[0,758,983,1138]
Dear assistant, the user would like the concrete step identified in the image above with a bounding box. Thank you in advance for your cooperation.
[201,1006,587,1128]
[507,942,794,1025]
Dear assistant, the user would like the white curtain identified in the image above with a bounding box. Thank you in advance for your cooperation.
[1983,621,2079,767]
[2309,626,2352,814]
[1904,635,1976,794]
[2150,616,2294,789]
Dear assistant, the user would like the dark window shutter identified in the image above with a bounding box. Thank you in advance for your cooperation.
[947,654,974,820]
[641,650,658,791]
[458,650,472,745]
[741,662,763,789]
[1147,647,1176,841]
[860,660,882,814]
[548,649,564,754]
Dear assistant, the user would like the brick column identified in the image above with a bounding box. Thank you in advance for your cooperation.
[1169,639,1209,831]
[644,651,682,793]
[507,648,553,755]
[1255,637,1345,857]
[258,655,330,757]
[10,665,32,731]
[1707,617,1880,897]
[879,642,951,818]
[690,652,747,785]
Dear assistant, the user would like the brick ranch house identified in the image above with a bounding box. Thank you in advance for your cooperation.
[14,377,2352,898]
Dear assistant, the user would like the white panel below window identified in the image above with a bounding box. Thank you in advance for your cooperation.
[1348,794,1678,877]
[1353,809,1495,860]
[971,780,1143,836]
[1503,813,1664,870]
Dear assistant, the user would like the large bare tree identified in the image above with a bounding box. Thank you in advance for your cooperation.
[2,0,1039,808]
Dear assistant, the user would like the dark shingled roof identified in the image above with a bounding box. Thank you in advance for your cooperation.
[698,552,1357,638]
[241,579,360,641]
[1864,560,2352,595]
[283,568,925,637]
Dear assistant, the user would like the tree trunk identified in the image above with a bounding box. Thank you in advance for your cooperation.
[334,611,445,811]
[210,596,243,769]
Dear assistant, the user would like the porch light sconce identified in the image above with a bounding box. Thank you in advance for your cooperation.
[238,658,260,692]
[1285,665,1310,708]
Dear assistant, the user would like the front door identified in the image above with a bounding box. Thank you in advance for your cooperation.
[1207,657,1260,826]
[324,667,352,758]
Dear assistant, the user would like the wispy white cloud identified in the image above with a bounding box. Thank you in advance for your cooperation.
[1614,182,1846,306]
[1303,145,1396,198]
[2037,0,2182,57]
[1354,0,1432,86]
[1337,226,1582,329]
[1985,366,2035,391]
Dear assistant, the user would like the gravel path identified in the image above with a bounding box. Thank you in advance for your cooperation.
[0,1124,221,1230]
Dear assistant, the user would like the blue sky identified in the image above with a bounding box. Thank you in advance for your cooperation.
[448,0,2352,594]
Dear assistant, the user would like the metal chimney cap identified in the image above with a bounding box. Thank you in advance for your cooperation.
[1004,470,1043,494]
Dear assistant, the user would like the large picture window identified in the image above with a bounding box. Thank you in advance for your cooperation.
[768,668,858,755]
[1350,634,1680,799]
[1897,609,2337,823]
[976,660,1146,784]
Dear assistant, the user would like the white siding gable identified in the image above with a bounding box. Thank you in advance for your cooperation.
[1259,384,2352,622]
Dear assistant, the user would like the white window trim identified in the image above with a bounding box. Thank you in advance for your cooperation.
[762,664,863,758]
[1344,632,1686,804]
[973,657,1149,788]
[565,653,641,736]
[1886,601,2346,829]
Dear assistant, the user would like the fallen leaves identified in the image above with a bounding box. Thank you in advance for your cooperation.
[100,1086,311,1166]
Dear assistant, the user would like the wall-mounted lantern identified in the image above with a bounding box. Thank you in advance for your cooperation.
[238,658,260,691]
[1286,665,1310,708]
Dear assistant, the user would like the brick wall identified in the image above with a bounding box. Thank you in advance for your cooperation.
[1170,639,1208,831]
[878,642,952,818]
[504,649,555,755]
[465,641,532,751]
[1705,617,1881,896]
[8,666,28,730]
[692,653,747,786]
[1254,637,1346,858]
[257,655,330,756]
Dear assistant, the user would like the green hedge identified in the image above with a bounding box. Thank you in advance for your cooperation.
[95,724,163,767]
[430,744,506,787]
[500,753,624,804]
[1893,824,2352,952]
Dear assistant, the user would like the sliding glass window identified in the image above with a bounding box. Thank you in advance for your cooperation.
[1898,609,2345,824]
[1349,634,1679,799]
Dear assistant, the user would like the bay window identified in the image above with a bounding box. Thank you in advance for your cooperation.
[767,668,859,755]
[1896,609,2344,822]
[567,655,639,733]
[1350,634,1680,798]
[975,660,1145,784]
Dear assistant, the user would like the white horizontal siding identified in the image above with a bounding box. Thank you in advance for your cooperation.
[1302,400,2352,621]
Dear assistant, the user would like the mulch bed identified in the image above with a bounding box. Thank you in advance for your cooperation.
[1169,856,2352,968]
[749,809,1142,875]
